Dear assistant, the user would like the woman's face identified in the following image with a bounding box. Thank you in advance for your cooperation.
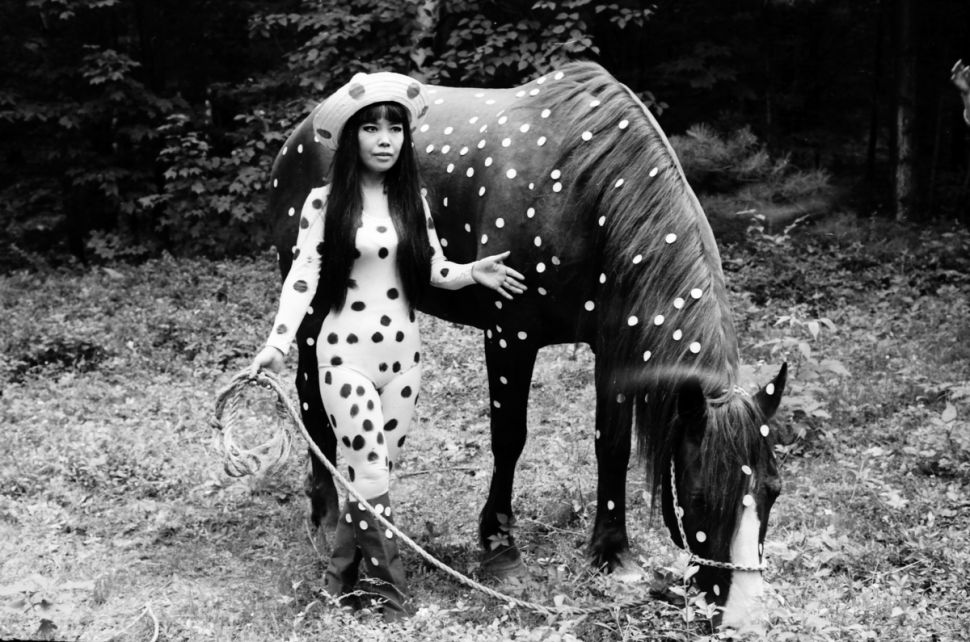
[357,117,404,178]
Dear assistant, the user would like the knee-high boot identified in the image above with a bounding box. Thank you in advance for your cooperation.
[348,492,409,619]
[324,503,362,607]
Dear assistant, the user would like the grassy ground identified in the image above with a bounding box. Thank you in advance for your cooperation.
[1,215,968,641]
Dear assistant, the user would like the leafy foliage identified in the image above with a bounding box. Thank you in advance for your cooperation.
[3,0,968,266]
[670,124,835,243]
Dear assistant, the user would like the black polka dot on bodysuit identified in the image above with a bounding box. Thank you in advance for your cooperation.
[350,404,359,417]
[330,356,343,366]
[294,280,308,293]
[387,288,399,299]
[377,433,385,445]
[367,451,379,463]
[351,301,366,311]
[348,278,358,289]
[348,466,356,481]
[347,333,358,344]
[427,218,435,230]
[342,436,351,448]
[388,461,394,472]
[330,414,337,427]
[401,386,412,398]
[378,247,389,259]
[367,400,374,410]
[377,225,388,233]
[380,315,392,326]
[397,436,407,448]
[384,419,398,431]
[356,385,365,396]
[300,217,310,229]
[352,435,365,450]
[372,332,384,343]
[324,371,332,385]
[379,362,388,372]
[409,310,416,322]
[327,333,339,344]
[293,249,300,259]
[340,384,352,398]
[414,351,420,363]
[363,419,374,431]
[440,268,449,278]
[276,324,288,335]
[312,199,323,209]
[354,249,361,259]
[317,242,325,255]
[396,331,405,342]
[392,361,401,373]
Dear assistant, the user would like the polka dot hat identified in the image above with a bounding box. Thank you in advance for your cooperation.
[312,71,430,150]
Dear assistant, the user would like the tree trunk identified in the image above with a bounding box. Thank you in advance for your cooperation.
[894,0,916,221]
[865,0,885,202]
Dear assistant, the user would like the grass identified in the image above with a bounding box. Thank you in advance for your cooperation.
[1,215,969,641]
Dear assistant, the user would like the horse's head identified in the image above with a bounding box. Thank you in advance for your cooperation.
[661,363,787,630]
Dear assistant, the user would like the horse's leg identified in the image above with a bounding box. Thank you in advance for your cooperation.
[296,319,339,531]
[478,336,538,577]
[588,357,636,575]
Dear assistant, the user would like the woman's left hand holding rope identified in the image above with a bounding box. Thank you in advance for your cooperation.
[249,345,284,379]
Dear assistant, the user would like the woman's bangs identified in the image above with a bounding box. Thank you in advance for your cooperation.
[358,101,409,125]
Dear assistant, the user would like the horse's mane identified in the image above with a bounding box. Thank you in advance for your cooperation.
[522,62,760,534]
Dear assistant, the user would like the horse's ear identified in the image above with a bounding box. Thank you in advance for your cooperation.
[754,363,788,419]
[676,378,708,445]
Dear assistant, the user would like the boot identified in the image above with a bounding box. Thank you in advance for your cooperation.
[323,503,362,609]
[348,492,409,620]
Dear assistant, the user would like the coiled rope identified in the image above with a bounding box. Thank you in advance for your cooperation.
[212,368,658,617]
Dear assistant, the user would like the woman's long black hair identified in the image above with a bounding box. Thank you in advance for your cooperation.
[319,102,432,312]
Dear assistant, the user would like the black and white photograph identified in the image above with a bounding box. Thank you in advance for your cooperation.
[1,1,968,640]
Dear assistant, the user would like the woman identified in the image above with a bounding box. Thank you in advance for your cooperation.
[250,71,526,618]
[953,59,970,126]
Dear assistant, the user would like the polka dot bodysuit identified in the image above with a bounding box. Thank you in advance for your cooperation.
[266,185,475,498]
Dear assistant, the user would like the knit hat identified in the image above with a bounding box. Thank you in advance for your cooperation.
[312,71,429,151]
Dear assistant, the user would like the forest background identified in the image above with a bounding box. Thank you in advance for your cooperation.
[1,0,969,265]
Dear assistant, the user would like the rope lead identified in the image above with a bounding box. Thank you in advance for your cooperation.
[213,368,663,616]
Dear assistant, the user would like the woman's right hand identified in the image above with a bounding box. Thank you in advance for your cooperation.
[250,345,285,377]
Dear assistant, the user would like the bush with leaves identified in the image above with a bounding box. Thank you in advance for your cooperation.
[670,124,834,242]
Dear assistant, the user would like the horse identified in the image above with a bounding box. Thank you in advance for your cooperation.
[265,61,787,628]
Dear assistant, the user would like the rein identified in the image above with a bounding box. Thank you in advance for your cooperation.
[668,459,768,573]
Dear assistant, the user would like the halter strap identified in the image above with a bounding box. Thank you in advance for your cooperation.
[668,459,768,573]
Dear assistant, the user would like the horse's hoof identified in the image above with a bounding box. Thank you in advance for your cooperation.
[611,558,647,583]
[480,545,526,579]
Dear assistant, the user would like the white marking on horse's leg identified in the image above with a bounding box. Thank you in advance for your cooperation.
[721,496,765,629]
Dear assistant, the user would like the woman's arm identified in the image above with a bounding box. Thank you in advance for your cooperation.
[423,197,526,299]
[264,186,328,355]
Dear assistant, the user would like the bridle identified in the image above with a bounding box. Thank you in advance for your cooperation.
[669,459,768,573]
